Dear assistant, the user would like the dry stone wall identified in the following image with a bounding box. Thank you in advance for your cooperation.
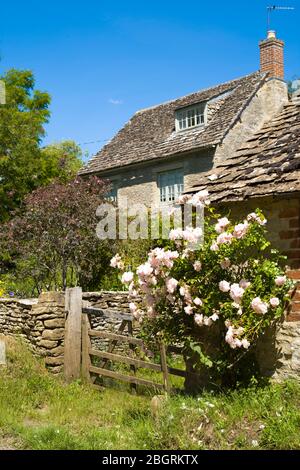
[0,292,65,374]
[1,288,300,383]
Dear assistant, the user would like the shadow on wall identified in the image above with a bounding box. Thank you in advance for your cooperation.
[256,321,284,379]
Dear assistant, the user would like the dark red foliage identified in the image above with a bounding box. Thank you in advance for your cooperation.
[0,177,116,292]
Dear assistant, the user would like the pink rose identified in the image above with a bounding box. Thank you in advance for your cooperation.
[129,302,137,313]
[121,271,134,284]
[219,280,231,293]
[193,261,202,272]
[217,232,233,245]
[110,254,124,270]
[225,325,245,349]
[220,258,231,269]
[239,279,251,289]
[247,212,267,226]
[270,297,280,308]
[179,286,186,297]
[137,262,153,277]
[204,317,213,327]
[169,229,183,241]
[275,276,286,287]
[184,305,194,315]
[210,313,219,322]
[210,242,219,252]
[241,338,250,349]
[193,297,203,306]
[251,297,268,315]
[215,217,230,234]
[194,314,204,326]
[189,190,210,207]
[166,278,178,294]
[230,283,245,304]
[233,222,249,239]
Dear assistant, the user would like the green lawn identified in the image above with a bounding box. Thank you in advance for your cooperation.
[1,336,300,450]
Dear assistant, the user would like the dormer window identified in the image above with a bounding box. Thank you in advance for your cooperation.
[175,103,206,132]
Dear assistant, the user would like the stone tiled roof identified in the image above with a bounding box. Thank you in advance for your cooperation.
[79,72,267,175]
[185,100,300,202]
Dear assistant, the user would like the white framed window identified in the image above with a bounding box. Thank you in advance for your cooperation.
[158,169,184,203]
[106,180,118,202]
[175,103,206,132]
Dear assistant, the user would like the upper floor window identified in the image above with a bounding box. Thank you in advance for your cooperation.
[175,103,206,132]
[158,169,184,203]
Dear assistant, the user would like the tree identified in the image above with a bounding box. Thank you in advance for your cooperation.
[0,69,51,220]
[41,140,83,183]
[0,176,116,295]
[288,76,300,95]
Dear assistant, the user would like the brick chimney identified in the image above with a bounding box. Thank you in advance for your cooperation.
[259,30,285,80]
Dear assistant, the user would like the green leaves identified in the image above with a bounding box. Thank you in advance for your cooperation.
[187,340,213,369]
[137,206,292,387]
[0,177,115,295]
[0,69,51,220]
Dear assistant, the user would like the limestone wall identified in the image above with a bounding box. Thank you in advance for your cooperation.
[1,288,300,383]
[257,321,300,382]
[99,149,214,208]
[0,292,65,374]
[221,196,300,272]
[214,78,288,165]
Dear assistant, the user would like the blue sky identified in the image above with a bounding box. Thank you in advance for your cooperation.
[0,0,299,159]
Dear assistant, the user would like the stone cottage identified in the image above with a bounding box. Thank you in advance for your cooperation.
[79,30,300,378]
[79,30,289,208]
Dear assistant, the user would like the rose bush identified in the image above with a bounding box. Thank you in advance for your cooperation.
[111,191,293,389]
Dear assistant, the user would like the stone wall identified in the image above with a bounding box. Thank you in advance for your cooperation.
[0,290,131,374]
[0,292,65,374]
[99,149,214,208]
[222,196,300,272]
[1,288,300,383]
[214,78,288,165]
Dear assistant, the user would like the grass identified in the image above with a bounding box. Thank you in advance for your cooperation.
[1,336,300,450]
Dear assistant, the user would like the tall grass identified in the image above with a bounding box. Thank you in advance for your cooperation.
[0,336,300,450]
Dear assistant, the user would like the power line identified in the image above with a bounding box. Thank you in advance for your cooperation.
[78,138,111,146]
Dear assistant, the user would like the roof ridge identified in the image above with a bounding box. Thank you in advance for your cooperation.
[79,70,268,175]
[136,71,263,115]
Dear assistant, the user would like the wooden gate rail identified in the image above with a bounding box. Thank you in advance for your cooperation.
[84,315,168,391]
[64,288,187,392]
[89,366,165,390]
[82,306,133,322]
[88,329,144,345]
[89,349,162,371]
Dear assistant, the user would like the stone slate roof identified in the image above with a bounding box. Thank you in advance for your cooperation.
[185,100,300,202]
[79,71,267,175]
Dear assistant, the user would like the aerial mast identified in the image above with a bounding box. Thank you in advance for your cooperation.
[267,5,295,32]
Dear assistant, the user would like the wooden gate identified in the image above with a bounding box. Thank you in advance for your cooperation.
[64,288,186,392]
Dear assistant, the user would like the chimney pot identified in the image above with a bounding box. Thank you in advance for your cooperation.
[267,30,276,39]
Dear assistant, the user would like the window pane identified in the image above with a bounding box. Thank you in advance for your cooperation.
[176,104,205,130]
[158,169,184,203]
